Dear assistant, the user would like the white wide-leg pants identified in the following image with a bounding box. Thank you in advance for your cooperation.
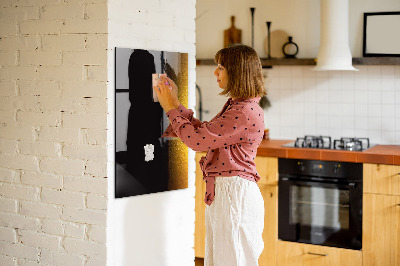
[205,176,265,266]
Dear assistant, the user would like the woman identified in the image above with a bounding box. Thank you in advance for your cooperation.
[154,44,266,266]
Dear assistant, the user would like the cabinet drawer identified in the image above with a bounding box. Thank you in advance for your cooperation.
[364,164,400,196]
[277,241,362,266]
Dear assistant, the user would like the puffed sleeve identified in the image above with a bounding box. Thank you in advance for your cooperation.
[161,104,202,137]
[165,106,249,151]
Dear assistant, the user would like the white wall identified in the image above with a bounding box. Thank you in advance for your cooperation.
[196,0,400,145]
[107,0,197,266]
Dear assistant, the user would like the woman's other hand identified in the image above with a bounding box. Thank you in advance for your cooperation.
[162,76,180,108]
[153,77,175,113]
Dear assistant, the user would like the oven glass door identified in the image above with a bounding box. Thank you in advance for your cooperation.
[278,177,362,250]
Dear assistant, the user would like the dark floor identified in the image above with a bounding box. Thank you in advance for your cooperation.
[195,257,204,266]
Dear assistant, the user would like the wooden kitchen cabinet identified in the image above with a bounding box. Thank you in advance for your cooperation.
[276,241,362,266]
[195,152,207,258]
[255,156,278,186]
[363,163,400,266]
[364,163,400,196]
[363,193,400,266]
[258,184,278,266]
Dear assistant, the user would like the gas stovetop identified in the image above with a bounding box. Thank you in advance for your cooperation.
[282,135,374,151]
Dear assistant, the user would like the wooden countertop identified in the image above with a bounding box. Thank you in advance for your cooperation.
[256,139,400,165]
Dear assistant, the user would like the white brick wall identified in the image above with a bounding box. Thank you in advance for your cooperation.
[0,0,108,265]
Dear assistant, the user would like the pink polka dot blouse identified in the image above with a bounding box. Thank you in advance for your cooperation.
[161,97,265,205]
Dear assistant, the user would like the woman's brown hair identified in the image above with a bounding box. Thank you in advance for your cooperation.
[214,44,267,99]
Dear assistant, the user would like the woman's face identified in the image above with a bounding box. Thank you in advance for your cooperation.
[214,64,228,89]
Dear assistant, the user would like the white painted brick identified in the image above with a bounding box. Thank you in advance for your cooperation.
[5,0,62,6]
[61,81,107,98]
[21,171,62,189]
[85,65,107,81]
[0,126,35,141]
[66,0,107,3]
[0,7,39,22]
[64,222,85,239]
[0,110,16,125]
[0,226,17,243]
[173,16,195,31]
[85,3,107,20]
[63,237,106,257]
[41,188,85,208]
[17,259,41,266]
[84,160,107,177]
[61,207,106,226]
[86,193,107,210]
[41,4,84,20]
[86,256,106,266]
[84,129,107,145]
[41,219,64,236]
[0,138,18,154]
[82,98,108,113]
[18,80,61,97]
[0,196,17,213]
[0,168,15,183]
[0,255,16,266]
[63,144,107,161]
[62,113,107,129]
[20,200,61,219]
[0,81,16,96]
[0,154,39,171]
[19,230,61,251]
[19,51,61,66]
[37,66,84,82]
[38,96,87,113]
[0,183,39,201]
[0,212,41,231]
[147,12,174,28]
[63,50,107,66]
[160,0,186,16]
[40,157,84,176]
[62,19,107,34]
[20,21,61,35]
[19,140,59,157]
[0,51,17,65]
[0,241,39,261]
[42,34,85,51]
[40,249,85,266]
[87,225,105,243]
[0,36,40,52]
[38,127,80,144]
[0,66,36,81]
[16,111,61,127]
[85,34,107,51]
[3,96,40,112]
[64,175,107,195]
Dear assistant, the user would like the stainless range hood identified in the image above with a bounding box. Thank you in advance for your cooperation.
[314,0,358,71]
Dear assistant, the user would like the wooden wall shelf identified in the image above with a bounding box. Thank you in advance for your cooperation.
[196,57,400,67]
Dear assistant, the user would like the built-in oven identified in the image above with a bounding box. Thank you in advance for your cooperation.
[278,158,363,250]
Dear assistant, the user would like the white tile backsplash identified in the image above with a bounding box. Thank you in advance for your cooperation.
[196,65,400,144]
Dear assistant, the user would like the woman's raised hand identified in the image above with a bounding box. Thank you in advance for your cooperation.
[160,76,180,108]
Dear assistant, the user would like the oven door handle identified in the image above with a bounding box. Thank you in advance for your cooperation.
[280,177,357,189]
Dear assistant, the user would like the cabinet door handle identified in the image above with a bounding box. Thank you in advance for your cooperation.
[307,252,328,256]
[397,204,400,207]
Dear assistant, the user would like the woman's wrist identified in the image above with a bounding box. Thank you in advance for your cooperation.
[173,100,181,109]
